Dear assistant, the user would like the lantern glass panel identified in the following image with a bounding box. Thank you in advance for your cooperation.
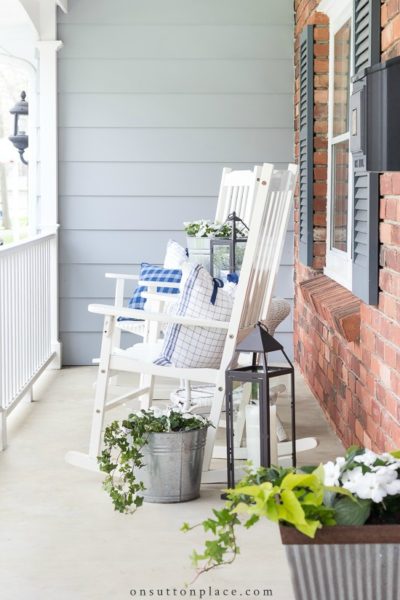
[212,243,230,281]
[17,114,28,135]
[211,239,246,282]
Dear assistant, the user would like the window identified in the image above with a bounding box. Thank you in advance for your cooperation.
[306,0,381,304]
[324,1,353,289]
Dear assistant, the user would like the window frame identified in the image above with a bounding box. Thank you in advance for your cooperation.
[320,0,354,290]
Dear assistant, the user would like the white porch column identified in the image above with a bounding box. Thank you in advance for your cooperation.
[36,40,62,230]
[36,40,63,367]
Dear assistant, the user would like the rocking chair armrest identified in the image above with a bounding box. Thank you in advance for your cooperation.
[105,272,140,281]
[88,303,230,330]
[138,280,181,289]
[141,291,180,303]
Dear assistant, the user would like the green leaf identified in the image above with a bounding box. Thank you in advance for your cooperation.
[244,514,260,529]
[300,465,319,474]
[295,519,321,538]
[281,471,322,493]
[279,489,307,525]
[390,450,400,459]
[333,496,371,526]
[325,485,356,500]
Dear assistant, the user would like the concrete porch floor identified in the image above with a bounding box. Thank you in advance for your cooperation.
[0,367,343,600]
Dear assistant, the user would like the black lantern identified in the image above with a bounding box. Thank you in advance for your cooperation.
[225,322,296,488]
[9,91,29,165]
[210,212,248,282]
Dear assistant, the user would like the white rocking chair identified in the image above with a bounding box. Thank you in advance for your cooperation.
[105,166,262,349]
[66,164,317,480]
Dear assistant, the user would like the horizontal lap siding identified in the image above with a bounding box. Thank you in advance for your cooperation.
[58,0,294,365]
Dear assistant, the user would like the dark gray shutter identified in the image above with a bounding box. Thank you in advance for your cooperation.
[354,0,381,72]
[352,0,381,304]
[299,25,314,267]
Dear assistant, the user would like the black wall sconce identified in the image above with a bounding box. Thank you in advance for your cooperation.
[9,91,29,165]
[351,56,400,173]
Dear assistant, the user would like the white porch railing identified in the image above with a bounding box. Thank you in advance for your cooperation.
[0,231,60,449]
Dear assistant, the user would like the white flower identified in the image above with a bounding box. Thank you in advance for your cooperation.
[323,461,342,486]
[380,452,399,464]
[385,479,400,495]
[323,456,345,486]
[149,406,164,418]
[353,449,379,467]
[341,466,364,487]
[342,465,400,503]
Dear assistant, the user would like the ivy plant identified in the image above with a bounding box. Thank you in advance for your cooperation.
[182,464,353,578]
[98,407,209,514]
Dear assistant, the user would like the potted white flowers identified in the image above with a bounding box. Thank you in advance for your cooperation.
[183,220,233,271]
[98,407,210,513]
[184,447,400,599]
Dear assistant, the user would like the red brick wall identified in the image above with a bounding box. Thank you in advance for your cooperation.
[294,0,400,450]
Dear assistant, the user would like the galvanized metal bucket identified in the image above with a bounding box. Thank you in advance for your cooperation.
[138,427,208,503]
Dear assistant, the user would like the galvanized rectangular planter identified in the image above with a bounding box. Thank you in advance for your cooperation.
[139,427,208,503]
[280,525,400,600]
[186,236,211,271]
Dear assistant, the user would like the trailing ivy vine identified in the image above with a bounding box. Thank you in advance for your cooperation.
[98,408,209,514]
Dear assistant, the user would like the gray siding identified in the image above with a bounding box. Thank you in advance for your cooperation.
[58,0,294,365]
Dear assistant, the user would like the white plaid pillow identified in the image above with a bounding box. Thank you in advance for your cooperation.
[154,264,233,369]
[163,239,188,269]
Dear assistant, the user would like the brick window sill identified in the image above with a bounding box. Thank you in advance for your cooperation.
[299,275,361,343]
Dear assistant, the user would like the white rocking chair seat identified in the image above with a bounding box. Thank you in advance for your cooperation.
[113,341,163,362]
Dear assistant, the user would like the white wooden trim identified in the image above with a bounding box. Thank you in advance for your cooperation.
[324,0,354,291]
[318,0,351,22]
[36,40,62,231]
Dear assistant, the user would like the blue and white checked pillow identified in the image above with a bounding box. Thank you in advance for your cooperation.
[154,264,233,369]
[128,263,182,310]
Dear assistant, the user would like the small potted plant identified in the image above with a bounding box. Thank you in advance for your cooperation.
[98,406,210,514]
[183,447,400,598]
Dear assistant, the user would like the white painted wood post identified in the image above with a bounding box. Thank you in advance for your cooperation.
[36,40,63,368]
[0,306,5,450]
[36,40,62,231]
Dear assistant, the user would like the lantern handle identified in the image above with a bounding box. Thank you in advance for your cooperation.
[226,211,249,234]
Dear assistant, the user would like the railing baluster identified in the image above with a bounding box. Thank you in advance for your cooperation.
[0,232,58,447]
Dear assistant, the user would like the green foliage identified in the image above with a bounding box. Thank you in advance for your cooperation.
[333,497,371,526]
[183,464,352,577]
[184,447,400,578]
[184,219,247,239]
[98,408,209,514]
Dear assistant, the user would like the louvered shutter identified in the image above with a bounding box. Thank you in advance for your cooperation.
[352,0,380,304]
[299,25,314,267]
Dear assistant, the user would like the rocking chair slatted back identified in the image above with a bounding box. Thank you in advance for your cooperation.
[204,163,297,471]
[214,166,261,226]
